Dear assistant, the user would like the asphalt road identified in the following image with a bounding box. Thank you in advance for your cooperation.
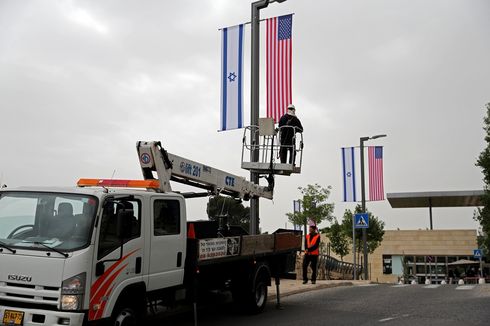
[147,283,490,325]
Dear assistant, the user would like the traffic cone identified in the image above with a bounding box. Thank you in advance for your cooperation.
[187,223,196,239]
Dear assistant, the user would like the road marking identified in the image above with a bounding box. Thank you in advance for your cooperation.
[456,285,475,290]
[357,284,379,287]
[391,284,410,288]
[379,314,410,323]
[423,285,441,289]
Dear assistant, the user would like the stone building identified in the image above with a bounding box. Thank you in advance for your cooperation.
[367,229,477,283]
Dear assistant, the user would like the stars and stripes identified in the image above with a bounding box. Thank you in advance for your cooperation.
[266,14,293,123]
[368,146,384,201]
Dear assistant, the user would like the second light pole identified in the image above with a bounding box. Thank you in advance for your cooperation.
[360,134,386,280]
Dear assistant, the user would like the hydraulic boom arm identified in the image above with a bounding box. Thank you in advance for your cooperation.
[136,141,273,200]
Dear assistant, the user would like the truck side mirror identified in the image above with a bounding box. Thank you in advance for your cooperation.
[95,261,105,276]
[117,210,134,239]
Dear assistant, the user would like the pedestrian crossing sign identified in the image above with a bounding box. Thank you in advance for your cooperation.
[474,249,482,259]
[355,213,369,229]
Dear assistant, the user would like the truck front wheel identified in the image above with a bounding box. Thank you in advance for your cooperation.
[110,283,146,326]
[112,307,137,326]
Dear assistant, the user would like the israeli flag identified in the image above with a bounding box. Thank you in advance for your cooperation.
[342,147,357,202]
[220,24,244,131]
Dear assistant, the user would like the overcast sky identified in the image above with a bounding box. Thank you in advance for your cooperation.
[1,0,489,232]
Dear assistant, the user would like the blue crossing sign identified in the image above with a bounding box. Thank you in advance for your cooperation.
[354,213,369,229]
[474,249,483,259]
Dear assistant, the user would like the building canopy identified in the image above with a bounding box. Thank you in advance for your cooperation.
[387,190,483,209]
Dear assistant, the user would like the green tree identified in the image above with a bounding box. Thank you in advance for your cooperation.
[286,183,335,227]
[322,219,350,261]
[340,205,385,261]
[207,196,250,231]
[475,103,490,256]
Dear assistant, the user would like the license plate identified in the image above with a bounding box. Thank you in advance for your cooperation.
[2,310,24,326]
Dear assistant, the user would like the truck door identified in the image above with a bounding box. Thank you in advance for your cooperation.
[90,197,145,321]
[148,195,186,291]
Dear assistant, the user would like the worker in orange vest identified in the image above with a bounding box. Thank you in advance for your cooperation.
[303,224,321,284]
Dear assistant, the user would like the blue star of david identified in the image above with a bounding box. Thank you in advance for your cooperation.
[346,172,352,177]
[228,72,237,82]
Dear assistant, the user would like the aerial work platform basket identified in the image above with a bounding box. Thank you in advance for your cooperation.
[241,118,303,176]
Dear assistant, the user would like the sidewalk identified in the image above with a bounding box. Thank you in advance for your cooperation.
[268,279,371,299]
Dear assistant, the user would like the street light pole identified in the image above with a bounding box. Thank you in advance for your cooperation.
[360,134,386,280]
[249,0,287,235]
[249,0,269,235]
[360,137,369,280]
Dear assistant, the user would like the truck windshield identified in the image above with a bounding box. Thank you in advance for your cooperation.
[0,192,98,252]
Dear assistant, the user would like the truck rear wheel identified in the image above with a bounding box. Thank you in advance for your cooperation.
[233,266,270,314]
[250,278,268,313]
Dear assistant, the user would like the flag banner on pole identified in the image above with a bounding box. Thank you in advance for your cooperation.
[220,24,244,131]
[293,200,301,213]
[341,147,357,202]
[266,14,293,123]
[368,146,384,201]
[293,200,301,230]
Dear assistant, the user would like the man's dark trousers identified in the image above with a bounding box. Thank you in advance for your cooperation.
[279,145,295,164]
[303,254,319,282]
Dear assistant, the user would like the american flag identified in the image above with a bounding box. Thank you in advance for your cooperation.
[368,146,384,201]
[266,14,293,123]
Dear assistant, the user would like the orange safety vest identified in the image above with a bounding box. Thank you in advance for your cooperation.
[306,233,320,256]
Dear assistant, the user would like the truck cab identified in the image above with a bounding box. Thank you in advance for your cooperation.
[0,186,187,326]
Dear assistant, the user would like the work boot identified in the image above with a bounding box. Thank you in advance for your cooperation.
[302,280,308,284]
[311,281,316,284]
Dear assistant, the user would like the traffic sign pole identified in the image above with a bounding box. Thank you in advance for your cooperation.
[353,213,369,280]
[352,214,356,280]
[480,256,483,279]
[473,249,483,279]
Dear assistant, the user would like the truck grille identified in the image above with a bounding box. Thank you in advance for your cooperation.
[0,281,60,307]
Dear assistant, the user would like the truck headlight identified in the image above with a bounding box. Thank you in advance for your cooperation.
[61,273,86,311]
[61,295,81,310]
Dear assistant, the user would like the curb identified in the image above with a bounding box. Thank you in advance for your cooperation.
[267,281,355,300]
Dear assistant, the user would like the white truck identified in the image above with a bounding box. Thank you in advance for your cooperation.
[0,141,301,326]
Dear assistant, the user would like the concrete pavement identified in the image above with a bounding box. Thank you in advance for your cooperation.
[268,279,371,299]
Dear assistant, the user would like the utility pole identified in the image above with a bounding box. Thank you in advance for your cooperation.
[249,0,269,235]
[249,0,287,235]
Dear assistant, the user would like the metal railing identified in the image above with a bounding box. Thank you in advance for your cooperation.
[241,125,303,174]
[319,254,363,280]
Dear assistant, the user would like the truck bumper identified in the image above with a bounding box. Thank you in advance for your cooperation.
[0,304,85,326]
